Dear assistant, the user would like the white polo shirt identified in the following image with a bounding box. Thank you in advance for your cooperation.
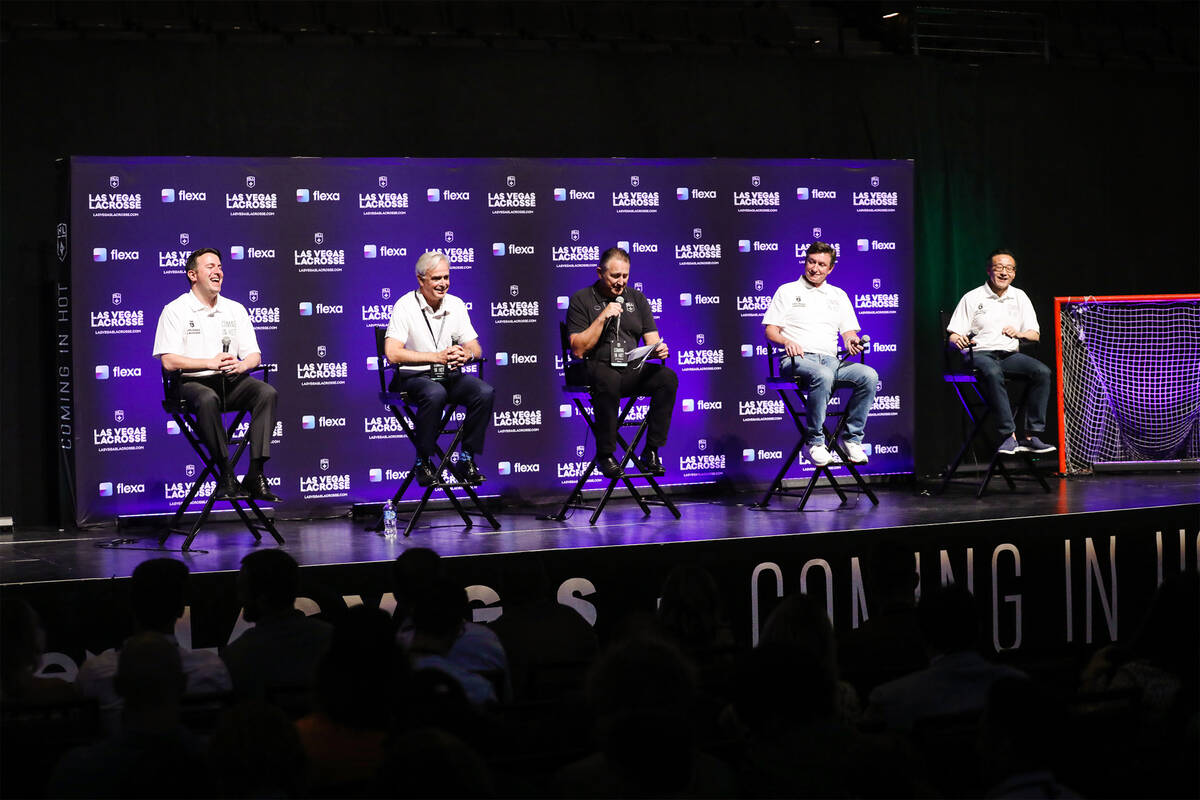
[152,291,261,377]
[762,278,860,356]
[947,283,1039,353]
[385,290,479,374]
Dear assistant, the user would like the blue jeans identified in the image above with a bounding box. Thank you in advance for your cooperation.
[781,354,879,446]
[971,350,1051,437]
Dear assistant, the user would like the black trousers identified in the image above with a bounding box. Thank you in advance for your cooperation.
[180,374,278,471]
[575,360,678,456]
[392,371,495,459]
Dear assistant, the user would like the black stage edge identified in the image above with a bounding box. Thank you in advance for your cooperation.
[1,474,1197,680]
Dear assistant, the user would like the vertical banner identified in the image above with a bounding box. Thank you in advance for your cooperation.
[68,157,914,525]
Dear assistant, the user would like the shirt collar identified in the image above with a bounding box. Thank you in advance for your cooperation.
[415,290,449,316]
[186,290,226,314]
[983,283,1012,301]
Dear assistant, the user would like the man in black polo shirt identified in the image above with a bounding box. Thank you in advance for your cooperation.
[565,247,678,479]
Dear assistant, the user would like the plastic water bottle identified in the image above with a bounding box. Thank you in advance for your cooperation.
[382,499,398,537]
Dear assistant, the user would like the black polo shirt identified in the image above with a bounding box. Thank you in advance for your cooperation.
[565,282,657,363]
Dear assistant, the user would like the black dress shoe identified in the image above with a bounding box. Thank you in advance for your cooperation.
[451,458,485,486]
[215,473,250,500]
[241,473,282,503]
[640,447,666,477]
[414,461,437,487]
[597,455,624,479]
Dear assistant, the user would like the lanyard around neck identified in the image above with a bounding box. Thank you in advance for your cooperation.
[415,290,449,349]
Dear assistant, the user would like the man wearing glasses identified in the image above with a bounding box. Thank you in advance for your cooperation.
[947,249,1055,455]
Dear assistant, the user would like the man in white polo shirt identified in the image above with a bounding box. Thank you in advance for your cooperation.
[152,248,280,501]
[762,241,878,468]
[384,251,494,487]
[947,249,1055,456]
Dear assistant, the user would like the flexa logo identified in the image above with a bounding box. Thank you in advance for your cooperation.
[681,399,723,412]
[296,188,341,203]
[870,341,898,353]
[94,365,142,379]
[494,352,538,366]
[298,302,343,316]
[228,245,276,260]
[491,243,535,256]
[497,461,540,475]
[427,188,470,202]
[737,240,779,252]
[368,467,409,483]
[553,187,596,201]
[161,188,206,203]
[306,415,346,428]
[742,449,783,462]
[679,293,719,306]
[676,187,717,200]
[857,238,897,251]
[796,187,837,200]
[92,248,140,262]
[98,481,145,497]
[363,244,407,259]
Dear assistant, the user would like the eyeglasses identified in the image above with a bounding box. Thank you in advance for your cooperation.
[991,266,1016,275]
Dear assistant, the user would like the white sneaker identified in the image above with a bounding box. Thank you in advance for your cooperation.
[841,439,869,464]
[803,442,832,467]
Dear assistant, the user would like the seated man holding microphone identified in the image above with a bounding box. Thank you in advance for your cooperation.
[762,241,878,467]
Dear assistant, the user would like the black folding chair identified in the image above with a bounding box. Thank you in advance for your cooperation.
[159,366,284,551]
[368,326,500,537]
[937,328,1052,498]
[752,345,879,511]
[545,322,681,525]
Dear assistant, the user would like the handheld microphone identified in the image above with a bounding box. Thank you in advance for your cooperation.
[221,336,231,353]
[860,334,871,349]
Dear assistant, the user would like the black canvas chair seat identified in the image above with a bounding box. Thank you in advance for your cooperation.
[545,322,681,525]
[936,319,1052,498]
[159,365,284,551]
[752,345,879,511]
[369,326,500,537]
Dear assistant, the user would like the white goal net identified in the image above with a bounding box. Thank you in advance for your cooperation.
[1056,295,1200,473]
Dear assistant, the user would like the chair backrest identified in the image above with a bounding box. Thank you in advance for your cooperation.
[558,321,578,368]
[373,326,392,393]
[162,366,183,406]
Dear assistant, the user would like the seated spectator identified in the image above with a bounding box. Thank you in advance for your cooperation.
[760,592,862,726]
[295,605,404,794]
[979,677,1079,799]
[728,642,865,797]
[1,597,79,704]
[555,635,738,797]
[221,549,332,699]
[208,700,308,798]
[490,555,598,702]
[655,563,736,656]
[409,577,498,706]
[393,548,510,699]
[1080,571,1198,747]
[864,583,1024,731]
[838,539,928,697]
[75,558,231,732]
[48,632,214,798]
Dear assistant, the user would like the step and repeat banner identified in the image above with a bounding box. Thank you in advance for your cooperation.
[63,156,914,525]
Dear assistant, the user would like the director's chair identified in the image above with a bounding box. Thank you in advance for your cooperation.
[545,322,681,525]
[368,326,500,537]
[752,345,879,511]
[936,335,1052,498]
[159,366,284,551]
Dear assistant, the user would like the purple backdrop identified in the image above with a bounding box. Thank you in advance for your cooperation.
[65,156,914,525]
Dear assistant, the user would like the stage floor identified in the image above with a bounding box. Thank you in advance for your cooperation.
[2,472,1197,586]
